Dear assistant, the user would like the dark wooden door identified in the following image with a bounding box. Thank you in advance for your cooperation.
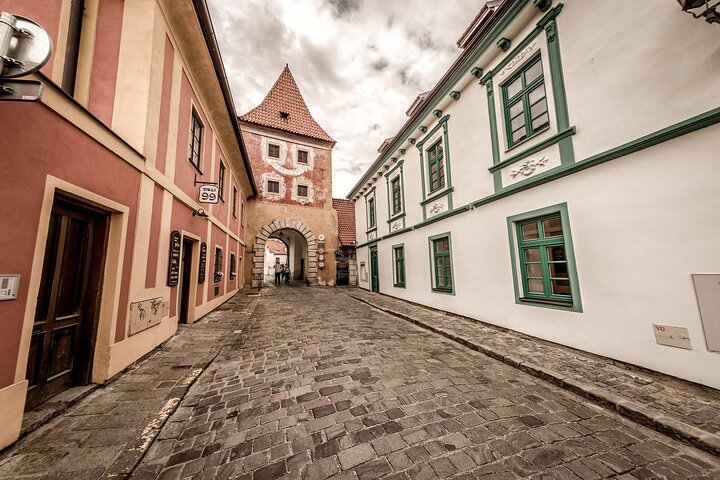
[370,248,379,293]
[179,239,193,324]
[26,198,108,409]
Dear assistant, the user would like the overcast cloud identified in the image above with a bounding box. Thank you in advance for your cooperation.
[207,0,481,197]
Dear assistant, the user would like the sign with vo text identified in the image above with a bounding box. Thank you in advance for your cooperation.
[198,185,219,204]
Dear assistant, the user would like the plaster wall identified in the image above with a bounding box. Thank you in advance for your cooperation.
[557,1,720,162]
[365,127,720,388]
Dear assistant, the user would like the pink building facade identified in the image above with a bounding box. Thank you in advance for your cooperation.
[0,0,256,448]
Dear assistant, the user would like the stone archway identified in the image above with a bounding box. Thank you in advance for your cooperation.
[252,218,317,287]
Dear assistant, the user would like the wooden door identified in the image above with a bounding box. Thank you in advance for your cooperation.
[370,248,379,293]
[179,239,193,324]
[26,198,108,409]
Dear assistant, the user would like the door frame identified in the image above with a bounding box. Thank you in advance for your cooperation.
[26,195,110,408]
[176,232,200,324]
[370,247,379,293]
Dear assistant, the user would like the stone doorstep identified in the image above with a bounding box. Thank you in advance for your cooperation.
[348,294,720,458]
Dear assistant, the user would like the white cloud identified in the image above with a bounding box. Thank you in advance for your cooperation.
[207,0,481,197]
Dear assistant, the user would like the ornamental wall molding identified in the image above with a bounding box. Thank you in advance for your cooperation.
[391,221,401,231]
[429,202,445,214]
[498,41,538,80]
[509,156,549,178]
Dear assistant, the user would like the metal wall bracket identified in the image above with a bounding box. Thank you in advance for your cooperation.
[0,79,43,101]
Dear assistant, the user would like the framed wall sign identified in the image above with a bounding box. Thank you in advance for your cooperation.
[167,231,181,286]
[198,242,207,284]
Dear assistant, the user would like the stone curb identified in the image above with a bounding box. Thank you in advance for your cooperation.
[349,294,720,458]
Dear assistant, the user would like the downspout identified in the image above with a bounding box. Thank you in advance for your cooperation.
[61,0,84,95]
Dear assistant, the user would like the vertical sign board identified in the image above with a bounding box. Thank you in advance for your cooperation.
[198,242,207,284]
[167,231,181,286]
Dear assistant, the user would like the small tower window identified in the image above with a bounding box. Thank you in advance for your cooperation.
[279,111,290,119]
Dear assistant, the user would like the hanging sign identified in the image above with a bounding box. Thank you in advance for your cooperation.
[198,242,207,284]
[167,231,181,286]
[198,185,219,204]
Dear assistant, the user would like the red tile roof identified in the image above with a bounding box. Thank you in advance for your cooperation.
[333,199,356,246]
[266,239,287,255]
[240,65,335,144]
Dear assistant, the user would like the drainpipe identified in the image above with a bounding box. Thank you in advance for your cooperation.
[61,0,84,95]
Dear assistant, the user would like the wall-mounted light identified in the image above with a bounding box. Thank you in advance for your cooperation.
[678,0,720,24]
[193,208,209,218]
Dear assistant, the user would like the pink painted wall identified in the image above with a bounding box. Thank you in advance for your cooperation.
[0,102,140,388]
[155,37,175,174]
[87,0,123,125]
[0,0,63,78]
[174,71,213,200]
[145,184,164,289]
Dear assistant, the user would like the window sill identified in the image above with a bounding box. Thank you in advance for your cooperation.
[366,227,377,234]
[489,127,576,173]
[394,283,406,288]
[421,186,454,206]
[519,297,573,307]
[432,287,454,295]
[189,160,203,176]
[504,125,552,153]
[387,212,406,223]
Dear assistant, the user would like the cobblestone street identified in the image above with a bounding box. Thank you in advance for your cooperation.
[1,286,719,479]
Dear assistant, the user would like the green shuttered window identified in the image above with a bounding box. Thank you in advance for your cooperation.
[516,214,571,303]
[502,56,549,147]
[427,140,445,193]
[432,236,452,292]
[391,177,402,215]
[393,245,405,287]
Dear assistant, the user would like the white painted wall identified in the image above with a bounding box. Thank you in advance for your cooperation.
[350,1,720,387]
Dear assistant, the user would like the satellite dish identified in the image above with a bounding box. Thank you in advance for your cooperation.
[0,13,53,79]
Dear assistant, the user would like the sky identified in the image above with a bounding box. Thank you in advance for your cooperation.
[206,0,482,198]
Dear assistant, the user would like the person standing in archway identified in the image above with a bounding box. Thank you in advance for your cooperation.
[274,261,282,285]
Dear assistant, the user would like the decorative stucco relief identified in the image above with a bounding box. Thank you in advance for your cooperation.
[391,221,401,231]
[368,231,377,240]
[261,136,309,176]
[429,202,446,215]
[509,156,549,178]
[497,41,538,81]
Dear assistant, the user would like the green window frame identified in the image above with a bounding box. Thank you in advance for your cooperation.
[391,177,402,215]
[368,197,376,229]
[427,140,445,193]
[429,233,453,293]
[393,245,405,287]
[507,203,582,312]
[502,56,550,147]
[188,110,203,170]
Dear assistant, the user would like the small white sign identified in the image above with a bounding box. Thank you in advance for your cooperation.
[653,324,692,350]
[0,275,20,301]
[198,185,219,204]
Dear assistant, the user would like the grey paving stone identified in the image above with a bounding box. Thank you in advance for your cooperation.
[337,443,375,470]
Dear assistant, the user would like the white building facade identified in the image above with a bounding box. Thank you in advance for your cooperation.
[349,0,720,389]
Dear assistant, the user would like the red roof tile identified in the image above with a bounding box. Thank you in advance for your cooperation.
[266,239,287,255]
[240,65,334,143]
[333,199,356,246]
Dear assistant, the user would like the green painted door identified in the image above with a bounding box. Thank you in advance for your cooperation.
[370,248,379,293]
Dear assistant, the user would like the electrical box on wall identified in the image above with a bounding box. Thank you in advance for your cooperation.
[693,274,720,352]
[0,275,20,300]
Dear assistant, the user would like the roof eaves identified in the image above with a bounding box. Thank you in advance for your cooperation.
[192,0,257,196]
[346,0,516,199]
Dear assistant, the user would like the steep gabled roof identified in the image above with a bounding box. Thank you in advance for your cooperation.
[333,199,357,246]
[240,65,335,144]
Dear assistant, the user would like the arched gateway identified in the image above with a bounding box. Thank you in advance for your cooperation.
[253,218,317,287]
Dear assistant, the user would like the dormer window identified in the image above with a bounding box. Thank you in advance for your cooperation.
[279,111,289,119]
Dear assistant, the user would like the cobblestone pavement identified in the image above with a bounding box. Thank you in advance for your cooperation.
[132,286,718,480]
[0,296,257,479]
[349,290,720,456]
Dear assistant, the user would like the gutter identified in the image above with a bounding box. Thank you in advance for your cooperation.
[62,0,84,95]
[192,0,258,196]
[346,0,515,199]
